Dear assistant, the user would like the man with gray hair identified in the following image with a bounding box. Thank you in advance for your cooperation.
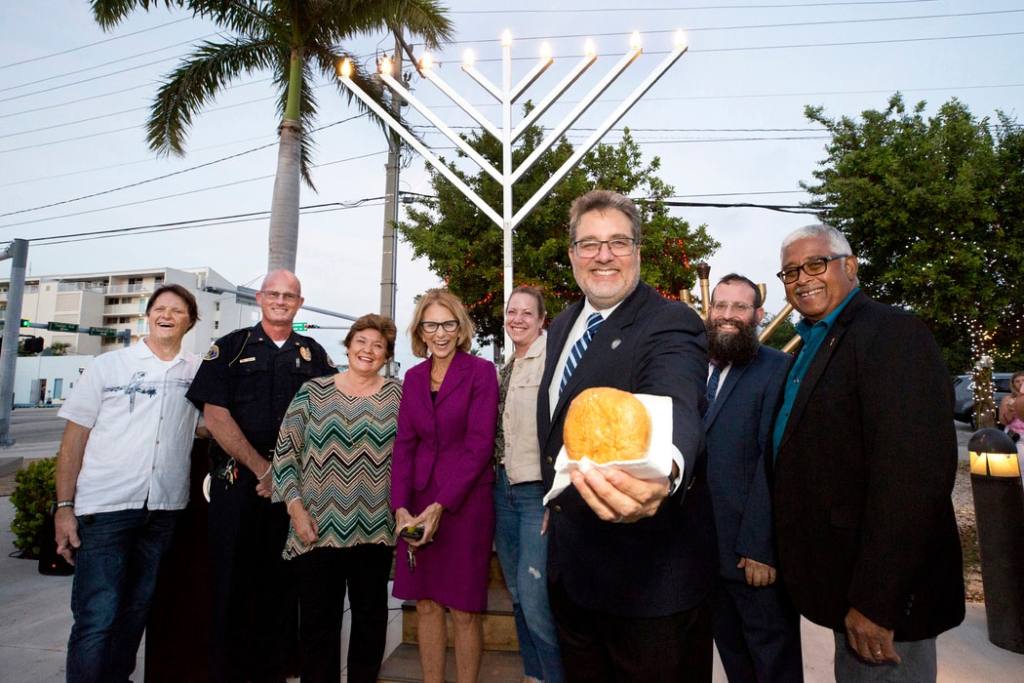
[187,270,336,683]
[771,225,964,681]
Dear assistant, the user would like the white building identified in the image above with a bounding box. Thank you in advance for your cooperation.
[0,266,259,357]
[12,354,94,406]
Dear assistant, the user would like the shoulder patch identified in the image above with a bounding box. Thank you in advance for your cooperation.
[299,346,312,362]
[203,343,220,361]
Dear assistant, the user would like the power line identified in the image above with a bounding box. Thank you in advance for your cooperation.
[0,33,218,93]
[0,114,369,218]
[449,0,940,13]
[0,18,191,70]
[2,55,188,103]
[0,150,387,230]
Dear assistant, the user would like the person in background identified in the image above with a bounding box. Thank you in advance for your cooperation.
[54,284,201,683]
[272,313,401,683]
[391,289,499,683]
[998,370,1024,439]
[494,286,564,683]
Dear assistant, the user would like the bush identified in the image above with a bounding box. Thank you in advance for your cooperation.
[10,457,57,558]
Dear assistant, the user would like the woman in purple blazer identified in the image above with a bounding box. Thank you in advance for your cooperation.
[392,289,499,683]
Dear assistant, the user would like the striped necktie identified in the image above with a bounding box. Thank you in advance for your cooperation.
[707,363,723,404]
[560,312,604,394]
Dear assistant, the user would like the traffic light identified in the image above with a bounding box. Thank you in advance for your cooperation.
[21,336,44,354]
[20,319,30,327]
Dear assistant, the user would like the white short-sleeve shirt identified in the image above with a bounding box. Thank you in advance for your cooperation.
[58,341,201,515]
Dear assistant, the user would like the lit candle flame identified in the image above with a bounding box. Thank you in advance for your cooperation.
[501,29,513,47]
[380,56,393,75]
[337,58,352,79]
[673,29,688,50]
[629,31,642,51]
[462,49,475,67]
[419,52,434,70]
[583,38,597,58]
[540,42,552,61]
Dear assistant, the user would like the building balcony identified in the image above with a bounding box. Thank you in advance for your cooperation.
[105,283,153,295]
[103,303,146,316]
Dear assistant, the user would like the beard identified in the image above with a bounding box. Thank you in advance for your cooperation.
[707,317,760,366]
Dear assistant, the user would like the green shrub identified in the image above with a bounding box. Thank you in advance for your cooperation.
[10,457,56,558]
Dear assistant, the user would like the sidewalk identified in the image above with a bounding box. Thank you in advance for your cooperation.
[2,495,1022,682]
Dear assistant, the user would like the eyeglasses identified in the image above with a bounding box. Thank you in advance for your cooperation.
[571,237,638,258]
[711,301,756,314]
[260,290,300,302]
[419,319,459,333]
[776,254,849,284]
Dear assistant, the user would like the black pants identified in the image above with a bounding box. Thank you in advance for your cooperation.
[294,544,394,683]
[208,475,294,683]
[549,579,713,682]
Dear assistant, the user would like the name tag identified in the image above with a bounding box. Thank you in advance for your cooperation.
[239,357,256,364]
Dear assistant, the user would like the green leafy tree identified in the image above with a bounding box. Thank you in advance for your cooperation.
[803,94,1024,372]
[400,122,719,349]
[91,0,452,271]
[759,310,797,351]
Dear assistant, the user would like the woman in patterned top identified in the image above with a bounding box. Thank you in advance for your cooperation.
[271,313,400,683]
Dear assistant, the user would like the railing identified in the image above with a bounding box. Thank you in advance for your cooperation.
[106,283,153,295]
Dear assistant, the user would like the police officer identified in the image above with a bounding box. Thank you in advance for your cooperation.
[187,270,336,683]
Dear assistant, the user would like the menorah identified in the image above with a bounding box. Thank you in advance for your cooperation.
[337,29,688,351]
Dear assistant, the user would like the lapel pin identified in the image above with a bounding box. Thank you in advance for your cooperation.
[611,339,622,350]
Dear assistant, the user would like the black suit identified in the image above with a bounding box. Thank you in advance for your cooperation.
[705,346,803,682]
[538,282,717,680]
[773,291,964,641]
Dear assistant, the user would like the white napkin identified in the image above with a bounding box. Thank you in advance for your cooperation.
[543,393,678,506]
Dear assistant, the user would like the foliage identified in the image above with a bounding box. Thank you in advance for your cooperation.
[43,342,71,357]
[10,457,56,558]
[399,119,720,349]
[803,94,1024,372]
[759,310,798,351]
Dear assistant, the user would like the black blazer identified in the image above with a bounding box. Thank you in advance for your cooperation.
[773,291,965,639]
[704,345,791,581]
[537,282,717,618]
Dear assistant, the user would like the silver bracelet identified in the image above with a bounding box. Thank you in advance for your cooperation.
[56,500,75,510]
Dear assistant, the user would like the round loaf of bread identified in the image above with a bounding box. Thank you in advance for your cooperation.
[563,387,651,463]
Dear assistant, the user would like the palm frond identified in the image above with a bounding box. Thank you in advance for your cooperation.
[148,37,279,155]
[314,0,452,48]
[90,0,186,29]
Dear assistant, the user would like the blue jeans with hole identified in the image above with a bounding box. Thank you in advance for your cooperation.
[493,466,564,683]
[67,507,179,683]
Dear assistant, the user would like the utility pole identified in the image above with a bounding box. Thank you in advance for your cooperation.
[0,239,29,447]
[379,32,403,378]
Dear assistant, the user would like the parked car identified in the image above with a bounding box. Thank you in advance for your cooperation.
[953,372,1014,427]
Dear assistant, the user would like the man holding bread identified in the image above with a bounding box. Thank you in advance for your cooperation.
[537,190,717,681]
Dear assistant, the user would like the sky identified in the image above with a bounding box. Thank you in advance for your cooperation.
[1,0,1021,372]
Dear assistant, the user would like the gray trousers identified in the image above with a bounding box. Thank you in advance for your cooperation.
[833,632,937,682]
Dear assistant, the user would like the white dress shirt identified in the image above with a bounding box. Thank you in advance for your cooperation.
[58,341,201,515]
[707,362,732,402]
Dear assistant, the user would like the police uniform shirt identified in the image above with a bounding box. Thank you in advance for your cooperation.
[186,322,337,456]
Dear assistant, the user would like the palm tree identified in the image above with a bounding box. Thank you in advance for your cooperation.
[91,1,452,271]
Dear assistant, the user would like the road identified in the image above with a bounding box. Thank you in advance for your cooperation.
[0,407,64,465]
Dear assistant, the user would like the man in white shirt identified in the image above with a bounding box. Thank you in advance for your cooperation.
[54,284,201,683]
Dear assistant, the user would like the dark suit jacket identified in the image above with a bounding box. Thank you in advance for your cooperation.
[705,345,790,582]
[773,291,964,640]
[538,282,717,618]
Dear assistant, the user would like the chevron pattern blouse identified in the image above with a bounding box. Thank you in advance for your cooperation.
[272,375,402,559]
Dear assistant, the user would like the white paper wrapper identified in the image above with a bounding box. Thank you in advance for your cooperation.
[543,393,676,506]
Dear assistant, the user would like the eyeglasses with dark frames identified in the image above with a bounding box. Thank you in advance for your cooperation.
[776,254,850,284]
[419,319,459,334]
[571,237,639,258]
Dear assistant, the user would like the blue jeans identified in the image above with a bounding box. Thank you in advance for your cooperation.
[67,507,179,683]
[493,467,564,683]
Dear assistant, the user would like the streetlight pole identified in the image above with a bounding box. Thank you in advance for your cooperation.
[337,29,689,356]
[0,239,29,447]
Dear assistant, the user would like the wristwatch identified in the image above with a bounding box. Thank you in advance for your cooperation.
[56,500,75,510]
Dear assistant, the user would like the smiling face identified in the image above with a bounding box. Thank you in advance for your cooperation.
[420,302,459,361]
[256,271,303,327]
[781,235,858,322]
[146,291,192,346]
[346,328,388,377]
[569,208,641,310]
[505,292,544,351]
[709,280,763,335]
[1014,375,1024,396]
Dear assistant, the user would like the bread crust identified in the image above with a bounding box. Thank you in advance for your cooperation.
[563,387,652,463]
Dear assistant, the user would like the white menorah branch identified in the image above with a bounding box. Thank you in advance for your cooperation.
[337,29,689,352]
